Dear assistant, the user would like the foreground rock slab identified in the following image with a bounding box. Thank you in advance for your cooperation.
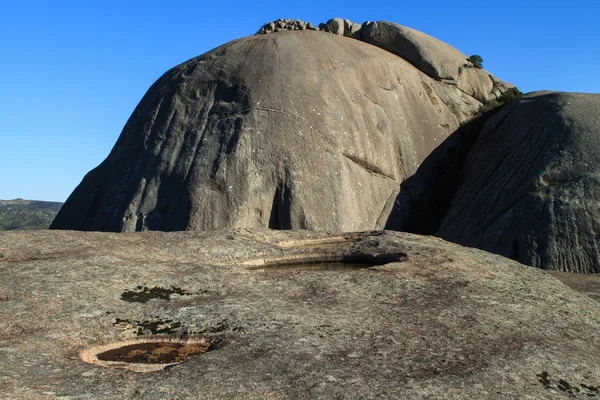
[1,230,599,399]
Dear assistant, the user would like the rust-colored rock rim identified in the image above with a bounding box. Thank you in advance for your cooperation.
[80,337,217,373]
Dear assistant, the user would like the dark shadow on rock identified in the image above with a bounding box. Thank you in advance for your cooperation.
[268,180,293,229]
[389,92,600,273]
[385,108,502,234]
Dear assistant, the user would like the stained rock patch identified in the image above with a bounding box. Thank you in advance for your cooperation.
[80,337,218,373]
[113,317,182,336]
[120,285,190,303]
[536,371,600,397]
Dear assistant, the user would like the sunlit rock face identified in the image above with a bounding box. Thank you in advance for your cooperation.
[52,29,493,232]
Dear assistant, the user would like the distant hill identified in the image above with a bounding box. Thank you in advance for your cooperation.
[0,199,63,230]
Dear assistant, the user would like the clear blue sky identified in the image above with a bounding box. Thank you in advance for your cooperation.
[1,0,598,202]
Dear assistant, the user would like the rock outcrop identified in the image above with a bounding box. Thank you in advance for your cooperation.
[436,92,600,273]
[257,18,361,38]
[256,18,316,34]
[50,17,600,274]
[2,229,600,398]
[391,91,600,273]
[361,21,467,82]
[51,29,496,232]
[259,19,514,104]
[360,21,513,102]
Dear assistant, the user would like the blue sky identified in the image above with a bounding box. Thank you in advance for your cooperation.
[1,0,598,202]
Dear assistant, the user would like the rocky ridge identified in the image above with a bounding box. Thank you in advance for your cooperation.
[0,199,63,230]
[258,18,513,103]
[256,17,361,38]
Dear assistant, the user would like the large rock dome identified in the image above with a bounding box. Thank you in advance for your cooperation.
[51,29,500,232]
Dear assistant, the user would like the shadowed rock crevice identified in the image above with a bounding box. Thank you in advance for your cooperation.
[268,181,293,230]
[385,107,501,233]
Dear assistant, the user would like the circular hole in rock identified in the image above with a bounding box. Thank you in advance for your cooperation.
[81,337,218,373]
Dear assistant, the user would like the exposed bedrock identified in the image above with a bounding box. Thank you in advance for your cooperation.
[392,92,600,273]
[51,30,490,232]
[360,21,514,102]
[4,229,600,397]
[259,19,514,104]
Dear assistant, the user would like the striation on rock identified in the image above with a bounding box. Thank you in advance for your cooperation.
[436,91,600,273]
[51,30,488,233]
[389,91,600,273]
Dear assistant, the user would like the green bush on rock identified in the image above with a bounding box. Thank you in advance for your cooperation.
[481,87,523,112]
[466,55,484,69]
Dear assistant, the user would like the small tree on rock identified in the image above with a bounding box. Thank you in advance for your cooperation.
[467,55,484,69]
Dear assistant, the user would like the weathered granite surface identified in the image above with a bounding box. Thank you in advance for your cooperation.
[387,91,600,273]
[258,18,513,103]
[51,31,483,233]
[436,92,600,273]
[360,21,513,102]
[1,229,600,398]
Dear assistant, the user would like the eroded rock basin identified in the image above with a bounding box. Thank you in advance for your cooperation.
[246,248,408,272]
[1,229,600,399]
[96,340,207,364]
[80,337,218,372]
[253,261,379,272]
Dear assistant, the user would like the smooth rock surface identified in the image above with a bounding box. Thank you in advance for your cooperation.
[1,229,600,398]
[51,30,484,233]
[360,21,513,102]
[437,92,600,273]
